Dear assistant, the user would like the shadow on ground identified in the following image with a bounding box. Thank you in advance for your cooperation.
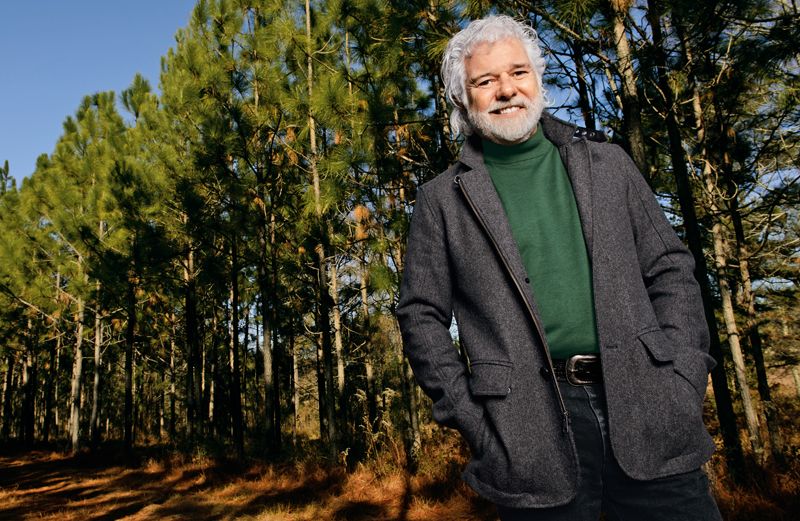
[0,448,497,521]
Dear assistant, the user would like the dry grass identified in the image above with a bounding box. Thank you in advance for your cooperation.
[0,442,496,521]
[1,420,798,520]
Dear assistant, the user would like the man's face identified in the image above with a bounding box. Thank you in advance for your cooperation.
[464,37,543,145]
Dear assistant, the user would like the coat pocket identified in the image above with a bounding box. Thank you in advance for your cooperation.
[468,360,513,397]
[637,328,675,363]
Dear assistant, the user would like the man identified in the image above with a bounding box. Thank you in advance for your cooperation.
[396,15,722,521]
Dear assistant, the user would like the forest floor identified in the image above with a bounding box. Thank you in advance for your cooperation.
[0,437,501,521]
[1,438,799,521]
[2,388,800,521]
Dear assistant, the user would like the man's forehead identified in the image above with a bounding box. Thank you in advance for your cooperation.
[465,38,532,74]
[466,36,527,57]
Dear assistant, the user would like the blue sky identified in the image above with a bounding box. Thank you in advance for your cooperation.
[1,1,198,182]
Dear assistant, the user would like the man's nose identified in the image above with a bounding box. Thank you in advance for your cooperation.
[496,74,516,99]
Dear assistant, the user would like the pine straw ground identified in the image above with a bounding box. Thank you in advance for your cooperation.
[1,437,798,521]
[3,389,800,521]
[0,433,500,521]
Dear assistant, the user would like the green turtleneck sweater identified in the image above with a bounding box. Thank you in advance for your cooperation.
[483,129,599,358]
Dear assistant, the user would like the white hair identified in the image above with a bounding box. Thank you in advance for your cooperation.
[441,15,548,136]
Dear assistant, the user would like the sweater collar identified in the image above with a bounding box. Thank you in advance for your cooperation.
[482,125,550,164]
[459,111,577,170]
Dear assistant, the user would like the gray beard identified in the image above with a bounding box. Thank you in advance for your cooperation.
[468,94,545,144]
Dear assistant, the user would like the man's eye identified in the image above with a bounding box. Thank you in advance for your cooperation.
[476,79,494,88]
[513,70,529,78]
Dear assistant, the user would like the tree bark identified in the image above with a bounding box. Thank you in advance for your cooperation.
[42,334,58,443]
[391,185,420,470]
[306,0,337,456]
[687,64,764,461]
[90,280,103,449]
[1,354,14,440]
[330,252,346,409]
[570,40,596,131]
[22,321,36,447]
[185,244,201,443]
[228,238,244,459]
[124,268,136,454]
[647,0,745,478]
[358,235,377,428]
[608,0,648,176]
[291,328,299,448]
[726,186,784,467]
[69,297,86,453]
[169,319,177,441]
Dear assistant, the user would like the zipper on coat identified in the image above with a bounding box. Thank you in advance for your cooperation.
[454,174,570,432]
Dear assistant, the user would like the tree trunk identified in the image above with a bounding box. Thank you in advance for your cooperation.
[184,243,202,443]
[159,368,165,440]
[306,0,337,456]
[124,270,136,454]
[359,243,377,428]
[90,281,103,449]
[22,321,36,447]
[291,329,299,448]
[330,252,346,412]
[169,320,177,441]
[69,297,86,453]
[42,334,58,443]
[709,219,764,460]
[728,182,784,464]
[391,186,420,470]
[259,224,276,450]
[687,61,764,461]
[691,96,765,463]
[228,238,244,459]
[242,299,250,432]
[1,354,14,440]
[570,40,596,131]
[208,312,217,436]
[608,0,648,176]
[270,299,282,449]
[647,0,745,478]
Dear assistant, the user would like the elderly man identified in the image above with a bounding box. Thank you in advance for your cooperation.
[396,15,722,521]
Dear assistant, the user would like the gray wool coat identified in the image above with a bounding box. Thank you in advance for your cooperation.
[396,112,716,509]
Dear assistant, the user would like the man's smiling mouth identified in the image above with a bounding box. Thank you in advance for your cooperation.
[492,105,524,115]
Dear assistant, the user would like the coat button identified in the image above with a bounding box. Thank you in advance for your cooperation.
[525,277,530,283]
[540,366,551,378]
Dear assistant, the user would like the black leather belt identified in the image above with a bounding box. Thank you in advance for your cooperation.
[552,354,602,385]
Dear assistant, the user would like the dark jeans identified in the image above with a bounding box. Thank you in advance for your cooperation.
[497,382,722,521]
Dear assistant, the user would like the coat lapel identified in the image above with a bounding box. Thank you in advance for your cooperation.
[456,138,532,292]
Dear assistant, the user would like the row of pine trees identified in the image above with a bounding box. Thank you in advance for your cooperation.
[1,0,798,481]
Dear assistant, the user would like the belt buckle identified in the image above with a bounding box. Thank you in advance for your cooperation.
[566,354,597,386]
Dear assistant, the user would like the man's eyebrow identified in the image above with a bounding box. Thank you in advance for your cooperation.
[469,62,533,82]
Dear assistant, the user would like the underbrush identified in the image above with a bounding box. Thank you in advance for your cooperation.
[1,414,799,520]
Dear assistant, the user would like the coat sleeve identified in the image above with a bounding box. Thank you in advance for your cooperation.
[396,186,485,450]
[619,146,715,379]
